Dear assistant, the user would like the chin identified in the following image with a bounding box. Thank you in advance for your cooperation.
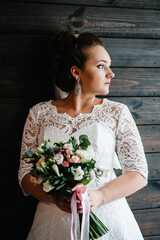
[97,89,109,96]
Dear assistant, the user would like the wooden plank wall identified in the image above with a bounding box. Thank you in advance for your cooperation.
[0,0,160,239]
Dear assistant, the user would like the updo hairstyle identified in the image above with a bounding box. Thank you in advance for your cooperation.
[48,30,104,92]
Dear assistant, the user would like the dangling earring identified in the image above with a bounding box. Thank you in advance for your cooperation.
[75,77,81,96]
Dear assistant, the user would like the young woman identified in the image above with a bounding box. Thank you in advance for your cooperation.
[18,30,148,239]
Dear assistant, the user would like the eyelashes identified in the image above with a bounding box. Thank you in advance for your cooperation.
[97,64,104,69]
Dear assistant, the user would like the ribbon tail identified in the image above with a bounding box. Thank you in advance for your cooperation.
[71,192,78,240]
[81,190,90,240]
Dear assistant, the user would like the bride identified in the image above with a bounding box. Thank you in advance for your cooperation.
[18,30,148,239]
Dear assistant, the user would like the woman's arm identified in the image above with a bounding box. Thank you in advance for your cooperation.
[22,173,72,213]
[88,171,146,212]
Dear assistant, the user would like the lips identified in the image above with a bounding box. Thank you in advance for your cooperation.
[104,81,110,85]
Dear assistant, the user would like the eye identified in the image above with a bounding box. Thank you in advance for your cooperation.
[97,64,104,69]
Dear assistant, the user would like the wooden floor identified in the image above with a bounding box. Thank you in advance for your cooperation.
[0,0,160,239]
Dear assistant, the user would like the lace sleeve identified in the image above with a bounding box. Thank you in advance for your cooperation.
[18,106,38,196]
[116,105,148,184]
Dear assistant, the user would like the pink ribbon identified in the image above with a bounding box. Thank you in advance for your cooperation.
[71,183,90,240]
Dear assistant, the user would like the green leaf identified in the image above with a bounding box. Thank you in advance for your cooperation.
[36,166,46,174]
[55,182,66,191]
[25,148,33,158]
[79,135,91,150]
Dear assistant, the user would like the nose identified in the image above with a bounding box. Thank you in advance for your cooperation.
[106,68,115,79]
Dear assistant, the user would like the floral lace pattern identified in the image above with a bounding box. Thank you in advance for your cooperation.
[18,98,148,239]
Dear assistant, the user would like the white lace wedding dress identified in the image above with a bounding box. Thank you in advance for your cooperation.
[18,98,148,240]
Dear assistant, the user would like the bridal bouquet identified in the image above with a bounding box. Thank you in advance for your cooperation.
[24,134,108,239]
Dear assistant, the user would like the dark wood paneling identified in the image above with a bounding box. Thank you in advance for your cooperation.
[1,34,160,67]
[1,127,159,153]
[133,208,160,236]
[0,66,52,98]
[0,0,159,238]
[147,153,160,181]
[108,68,160,97]
[6,0,160,10]
[127,181,160,210]
[0,34,50,66]
[103,38,160,67]
[144,236,160,239]
[108,97,160,124]
[1,67,160,97]
[1,98,159,129]
[0,97,160,128]
[139,126,160,153]
[1,127,159,167]
[0,2,160,38]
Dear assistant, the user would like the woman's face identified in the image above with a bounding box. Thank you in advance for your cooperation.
[79,45,115,96]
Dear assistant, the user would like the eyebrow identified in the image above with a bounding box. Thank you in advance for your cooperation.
[96,60,111,65]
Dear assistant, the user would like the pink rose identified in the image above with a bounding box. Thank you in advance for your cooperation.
[65,149,71,159]
[68,155,80,163]
[62,161,69,167]
[90,170,95,178]
[66,154,70,159]
[66,149,71,155]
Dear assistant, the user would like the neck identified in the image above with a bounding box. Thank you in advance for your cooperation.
[65,91,98,113]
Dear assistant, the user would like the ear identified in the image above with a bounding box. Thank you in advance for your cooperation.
[70,66,80,80]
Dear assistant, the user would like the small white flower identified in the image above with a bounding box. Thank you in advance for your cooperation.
[75,137,80,145]
[54,153,64,165]
[52,164,61,177]
[71,166,84,181]
[74,33,79,38]
[63,143,73,152]
[46,141,52,149]
[43,180,54,192]
[76,146,95,163]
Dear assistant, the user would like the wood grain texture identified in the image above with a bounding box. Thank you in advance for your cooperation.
[146,153,160,180]
[0,66,53,98]
[0,126,159,157]
[144,235,160,239]
[1,97,160,129]
[0,0,159,238]
[1,66,160,97]
[0,2,160,38]
[133,208,160,236]
[107,97,160,124]
[108,68,160,97]
[127,181,160,210]
[138,125,160,153]
[6,0,160,10]
[1,34,160,67]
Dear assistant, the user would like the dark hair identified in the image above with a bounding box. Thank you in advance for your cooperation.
[48,30,104,92]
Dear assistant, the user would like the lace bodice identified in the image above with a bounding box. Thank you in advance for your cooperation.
[18,98,148,195]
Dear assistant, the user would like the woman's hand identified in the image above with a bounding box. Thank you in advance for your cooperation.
[53,194,72,213]
[87,189,103,212]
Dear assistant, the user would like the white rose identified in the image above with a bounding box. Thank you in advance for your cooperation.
[71,166,84,181]
[63,143,73,151]
[76,146,95,163]
[43,180,54,192]
[54,153,64,165]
